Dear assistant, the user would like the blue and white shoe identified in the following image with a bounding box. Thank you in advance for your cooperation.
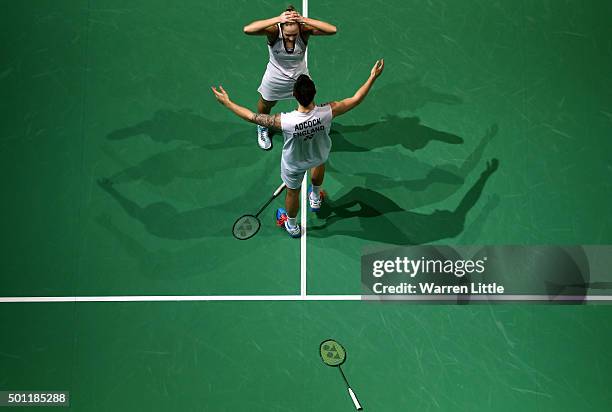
[308,186,325,212]
[276,208,301,238]
[257,125,272,150]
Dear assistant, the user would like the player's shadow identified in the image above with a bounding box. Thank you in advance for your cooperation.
[369,77,463,113]
[459,194,501,244]
[471,246,596,305]
[98,178,224,239]
[330,77,463,152]
[107,109,250,148]
[310,159,499,245]
[103,109,266,186]
[331,115,463,153]
[95,214,229,280]
[329,124,498,211]
[96,171,276,240]
[101,142,265,186]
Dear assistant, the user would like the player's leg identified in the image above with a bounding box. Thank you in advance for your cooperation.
[257,96,277,114]
[285,188,300,221]
[308,163,325,212]
[255,94,277,151]
[276,170,303,238]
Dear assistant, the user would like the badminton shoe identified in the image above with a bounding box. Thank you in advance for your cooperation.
[308,186,325,212]
[257,125,272,151]
[276,208,301,238]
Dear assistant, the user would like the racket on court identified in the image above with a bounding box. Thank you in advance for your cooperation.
[320,339,363,410]
[232,182,286,240]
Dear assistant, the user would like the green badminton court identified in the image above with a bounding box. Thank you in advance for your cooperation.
[1,0,612,410]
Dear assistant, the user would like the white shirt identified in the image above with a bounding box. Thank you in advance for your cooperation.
[266,24,308,81]
[280,104,333,172]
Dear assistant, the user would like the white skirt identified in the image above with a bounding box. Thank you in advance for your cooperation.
[257,66,310,102]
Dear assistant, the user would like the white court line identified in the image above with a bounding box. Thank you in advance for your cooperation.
[300,181,307,297]
[0,295,362,303]
[363,295,612,302]
[300,0,309,297]
[2,295,612,303]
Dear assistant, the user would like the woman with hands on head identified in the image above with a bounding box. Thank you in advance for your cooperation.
[243,4,337,151]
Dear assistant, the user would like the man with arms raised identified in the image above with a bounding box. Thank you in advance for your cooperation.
[212,59,384,238]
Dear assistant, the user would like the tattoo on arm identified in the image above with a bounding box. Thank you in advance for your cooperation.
[251,113,280,129]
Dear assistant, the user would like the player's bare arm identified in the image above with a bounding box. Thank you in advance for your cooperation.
[330,59,384,118]
[243,11,298,36]
[292,13,337,36]
[211,86,281,130]
[252,113,281,129]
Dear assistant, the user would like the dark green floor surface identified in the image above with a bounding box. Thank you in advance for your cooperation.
[2,303,612,411]
[1,0,612,410]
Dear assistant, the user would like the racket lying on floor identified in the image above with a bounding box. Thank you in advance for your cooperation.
[320,339,363,410]
[232,182,286,240]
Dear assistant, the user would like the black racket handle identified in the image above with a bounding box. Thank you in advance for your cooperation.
[255,182,287,218]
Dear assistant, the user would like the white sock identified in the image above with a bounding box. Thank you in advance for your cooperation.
[311,185,321,198]
[287,216,298,228]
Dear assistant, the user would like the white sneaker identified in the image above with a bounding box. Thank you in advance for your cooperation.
[257,125,272,150]
[284,221,301,238]
[276,208,301,238]
[308,186,324,212]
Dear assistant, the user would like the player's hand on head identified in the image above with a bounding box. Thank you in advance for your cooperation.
[211,85,230,105]
[370,59,385,79]
[290,11,303,22]
[279,11,294,23]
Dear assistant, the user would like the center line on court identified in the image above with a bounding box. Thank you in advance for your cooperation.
[300,0,309,298]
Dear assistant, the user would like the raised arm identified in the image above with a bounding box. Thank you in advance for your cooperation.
[211,86,281,130]
[243,11,296,35]
[330,59,384,118]
[295,14,337,35]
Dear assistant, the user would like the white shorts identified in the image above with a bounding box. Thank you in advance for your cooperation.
[281,167,306,190]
